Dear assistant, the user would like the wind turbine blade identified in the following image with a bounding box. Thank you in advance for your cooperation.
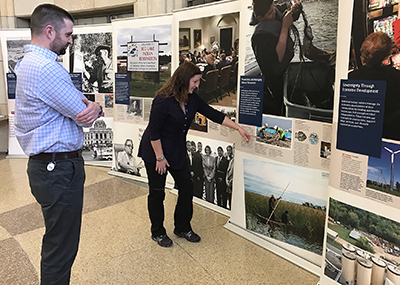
[384,147,394,153]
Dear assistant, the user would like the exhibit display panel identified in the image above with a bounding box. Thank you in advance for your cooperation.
[172,0,242,212]
[67,25,114,167]
[109,14,175,185]
[226,0,339,276]
[110,1,245,213]
[1,29,31,157]
[0,26,115,166]
[320,0,400,284]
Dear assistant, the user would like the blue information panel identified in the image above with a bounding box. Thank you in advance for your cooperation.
[70,73,82,92]
[7,73,16,100]
[238,76,263,126]
[337,79,386,158]
[115,73,130,105]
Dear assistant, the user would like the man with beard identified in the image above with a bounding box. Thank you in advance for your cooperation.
[14,4,102,284]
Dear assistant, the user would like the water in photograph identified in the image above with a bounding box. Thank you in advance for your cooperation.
[247,213,323,255]
[293,0,339,59]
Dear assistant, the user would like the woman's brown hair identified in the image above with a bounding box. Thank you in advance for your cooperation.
[360,32,394,68]
[156,62,201,104]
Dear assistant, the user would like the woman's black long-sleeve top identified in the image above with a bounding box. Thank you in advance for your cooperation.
[138,93,226,169]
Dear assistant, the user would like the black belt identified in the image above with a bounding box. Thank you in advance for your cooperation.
[31,150,82,161]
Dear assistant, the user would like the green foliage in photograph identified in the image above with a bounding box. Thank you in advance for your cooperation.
[245,191,326,243]
[327,236,342,250]
[328,223,351,241]
[366,180,400,196]
[129,68,171,97]
[329,199,400,246]
[356,236,375,254]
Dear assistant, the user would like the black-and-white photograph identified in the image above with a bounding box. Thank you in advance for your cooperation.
[70,32,113,94]
[320,141,331,159]
[7,38,64,73]
[220,107,237,122]
[82,119,113,162]
[85,93,95,102]
[113,138,144,176]
[6,39,30,73]
[187,139,234,209]
[127,98,143,116]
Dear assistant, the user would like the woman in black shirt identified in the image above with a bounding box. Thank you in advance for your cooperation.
[348,32,400,141]
[138,62,253,247]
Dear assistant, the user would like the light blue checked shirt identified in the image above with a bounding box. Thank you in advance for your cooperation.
[15,44,90,156]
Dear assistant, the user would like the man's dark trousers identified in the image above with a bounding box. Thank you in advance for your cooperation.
[27,156,85,285]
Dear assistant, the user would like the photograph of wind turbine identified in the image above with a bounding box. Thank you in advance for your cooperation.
[368,141,400,194]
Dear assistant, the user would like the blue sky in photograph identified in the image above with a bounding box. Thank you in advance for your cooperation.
[368,141,400,185]
[260,115,292,131]
[117,25,172,57]
[243,159,328,207]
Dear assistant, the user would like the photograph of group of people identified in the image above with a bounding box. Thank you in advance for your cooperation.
[244,0,338,122]
[69,32,113,94]
[179,12,239,107]
[256,115,292,149]
[186,140,234,209]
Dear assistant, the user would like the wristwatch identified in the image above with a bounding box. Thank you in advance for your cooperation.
[156,156,165,162]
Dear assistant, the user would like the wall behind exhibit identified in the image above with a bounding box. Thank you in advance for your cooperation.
[11,0,187,18]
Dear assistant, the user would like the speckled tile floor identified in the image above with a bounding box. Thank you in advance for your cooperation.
[0,154,319,284]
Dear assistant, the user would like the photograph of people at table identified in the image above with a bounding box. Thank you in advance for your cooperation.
[179,11,240,107]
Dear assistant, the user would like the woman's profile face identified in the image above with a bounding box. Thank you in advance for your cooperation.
[188,74,201,94]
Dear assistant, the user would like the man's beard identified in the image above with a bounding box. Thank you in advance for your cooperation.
[57,47,67,55]
[50,35,67,55]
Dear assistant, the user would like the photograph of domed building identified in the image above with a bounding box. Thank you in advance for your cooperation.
[83,119,113,161]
